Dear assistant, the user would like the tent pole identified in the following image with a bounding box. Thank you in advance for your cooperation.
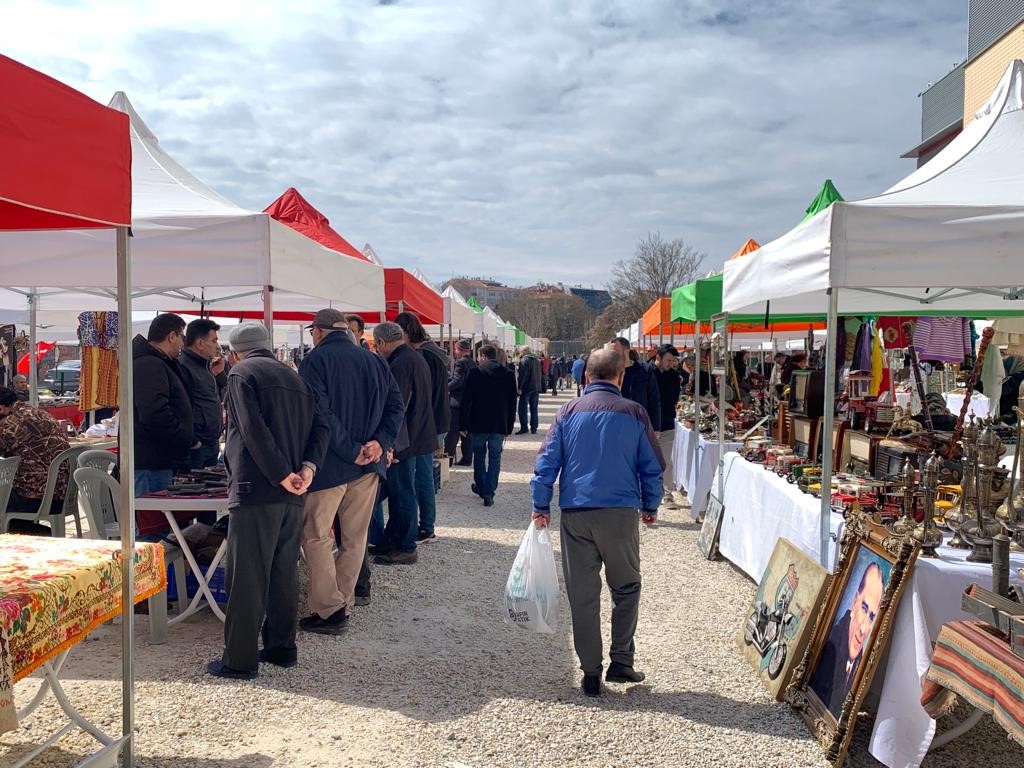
[692,322,701,494]
[28,291,38,407]
[116,226,136,768]
[263,285,273,331]
[819,287,839,570]
[718,315,727,501]
[297,325,304,361]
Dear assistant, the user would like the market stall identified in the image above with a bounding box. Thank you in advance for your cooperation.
[671,429,742,517]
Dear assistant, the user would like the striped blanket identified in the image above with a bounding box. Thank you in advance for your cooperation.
[921,620,1024,748]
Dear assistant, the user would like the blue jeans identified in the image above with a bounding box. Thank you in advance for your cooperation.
[518,391,539,433]
[471,433,504,499]
[384,456,418,553]
[414,452,437,537]
[134,469,173,497]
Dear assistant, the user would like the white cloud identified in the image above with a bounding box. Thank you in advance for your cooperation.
[2,0,966,288]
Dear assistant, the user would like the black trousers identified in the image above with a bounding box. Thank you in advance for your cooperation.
[444,406,471,462]
[222,500,303,673]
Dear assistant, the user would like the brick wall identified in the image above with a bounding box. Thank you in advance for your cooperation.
[964,21,1024,121]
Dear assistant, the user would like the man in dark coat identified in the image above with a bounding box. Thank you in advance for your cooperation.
[611,337,662,433]
[373,322,436,565]
[133,313,194,495]
[516,349,542,434]
[652,344,682,507]
[208,323,330,680]
[460,344,518,506]
[178,318,227,471]
[298,309,405,635]
[445,339,476,466]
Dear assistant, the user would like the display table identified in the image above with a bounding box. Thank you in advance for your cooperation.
[670,424,742,519]
[715,453,845,578]
[944,391,995,419]
[920,620,1024,750]
[135,495,230,625]
[0,534,165,765]
[40,404,84,429]
[868,541,1024,767]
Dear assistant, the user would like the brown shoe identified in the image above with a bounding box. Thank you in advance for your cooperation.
[374,550,418,565]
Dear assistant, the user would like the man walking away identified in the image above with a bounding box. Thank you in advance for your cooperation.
[394,312,448,544]
[516,348,542,435]
[298,310,404,635]
[445,339,476,466]
[547,355,560,396]
[652,345,682,508]
[133,313,194,496]
[610,337,661,434]
[531,349,664,697]
[461,345,517,506]
[540,354,551,394]
[208,323,329,679]
[572,354,587,397]
[373,322,435,565]
[178,318,227,471]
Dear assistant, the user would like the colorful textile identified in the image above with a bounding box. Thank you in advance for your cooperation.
[77,311,118,351]
[0,535,165,734]
[78,312,120,412]
[0,401,71,500]
[912,317,971,363]
[878,317,911,349]
[870,327,885,397]
[921,620,1024,749]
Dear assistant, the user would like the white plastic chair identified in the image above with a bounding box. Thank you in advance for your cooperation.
[1,446,85,537]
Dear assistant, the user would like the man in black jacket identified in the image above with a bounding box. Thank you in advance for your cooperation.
[298,309,404,635]
[445,339,476,466]
[611,337,661,433]
[208,323,330,680]
[395,313,449,543]
[461,345,518,506]
[133,313,194,495]
[178,318,227,471]
[516,349,542,434]
[374,322,435,565]
[652,344,682,508]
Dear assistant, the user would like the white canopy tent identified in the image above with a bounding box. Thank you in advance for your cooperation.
[722,60,1024,574]
[441,286,477,337]
[479,306,500,339]
[0,92,385,317]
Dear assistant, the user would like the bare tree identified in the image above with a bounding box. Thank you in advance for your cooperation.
[607,232,705,319]
[496,292,593,343]
[586,301,640,349]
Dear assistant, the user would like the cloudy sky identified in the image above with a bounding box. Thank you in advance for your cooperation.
[3,0,966,288]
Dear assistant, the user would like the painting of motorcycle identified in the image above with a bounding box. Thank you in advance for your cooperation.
[739,537,829,700]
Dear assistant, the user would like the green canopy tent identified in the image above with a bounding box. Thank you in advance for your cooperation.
[801,178,843,223]
[467,295,484,312]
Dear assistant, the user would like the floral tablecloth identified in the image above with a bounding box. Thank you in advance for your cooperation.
[0,534,166,733]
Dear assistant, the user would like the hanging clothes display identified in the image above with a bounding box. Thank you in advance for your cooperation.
[870,326,886,397]
[877,317,912,349]
[911,317,971,363]
[78,311,119,411]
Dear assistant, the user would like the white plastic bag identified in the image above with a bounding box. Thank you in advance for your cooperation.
[503,521,560,634]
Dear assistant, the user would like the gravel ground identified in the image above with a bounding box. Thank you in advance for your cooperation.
[3,394,1023,767]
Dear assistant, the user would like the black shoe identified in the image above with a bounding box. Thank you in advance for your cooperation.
[374,550,418,565]
[582,674,602,697]
[354,593,371,607]
[417,531,438,543]
[366,543,391,557]
[483,497,494,507]
[299,608,350,636]
[530,430,537,434]
[515,429,528,435]
[606,663,646,683]
[207,660,257,680]
[471,484,485,498]
[258,647,298,668]
[455,458,472,466]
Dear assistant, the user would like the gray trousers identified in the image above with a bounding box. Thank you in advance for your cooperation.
[222,501,304,673]
[559,507,641,675]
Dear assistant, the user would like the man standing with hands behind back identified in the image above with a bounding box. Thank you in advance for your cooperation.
[531,348,664,697]
[208,323,329,680]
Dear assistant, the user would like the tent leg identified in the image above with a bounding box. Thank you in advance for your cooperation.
[718,315,728,501]
[28,291,37,407]
[692,323,701,491]
[263,285,273,331]
[819,288,839,570]
[297,325,304,360]
[116,226,135,768]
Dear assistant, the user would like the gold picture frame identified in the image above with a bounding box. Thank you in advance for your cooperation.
[784,509,920,766]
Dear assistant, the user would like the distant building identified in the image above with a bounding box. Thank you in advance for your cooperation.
[442,277,522,307]
[903,1,1024,167]
[565,286,611,314]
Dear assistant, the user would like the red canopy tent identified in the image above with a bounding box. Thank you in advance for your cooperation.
[17,341,55,374]
[263,188,443,325]
[0,54,136,765]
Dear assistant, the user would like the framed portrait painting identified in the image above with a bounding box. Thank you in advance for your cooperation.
[697,494,725,560]
[785,510,920,766]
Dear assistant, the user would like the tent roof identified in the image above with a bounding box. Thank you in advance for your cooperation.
[801,179,844,223]
[0,55,131,230]
[382,267,444,325]
[0,92,383,314]
[264,187,369,262]
[724,61,1024,317]
[441,285,478,333]
[728,238,760,260]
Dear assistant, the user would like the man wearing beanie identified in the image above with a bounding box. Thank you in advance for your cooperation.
[208,323,329,680]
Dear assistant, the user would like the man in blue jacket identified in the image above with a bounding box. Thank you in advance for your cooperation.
[531,348,664,697]
[611,337,661,433]
[298,309,405,635]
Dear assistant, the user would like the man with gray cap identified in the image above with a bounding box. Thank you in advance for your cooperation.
[298,309,404,635]
[444,339,476,466]
[207,323,330,679]
[373,321,435,565]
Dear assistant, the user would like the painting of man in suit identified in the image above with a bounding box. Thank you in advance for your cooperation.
[808,550,891,717]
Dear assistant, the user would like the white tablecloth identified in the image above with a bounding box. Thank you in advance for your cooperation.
[716,452,845,578]
[943,391,994,419]
[670,425,741,519]
[868,540,1024,767]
